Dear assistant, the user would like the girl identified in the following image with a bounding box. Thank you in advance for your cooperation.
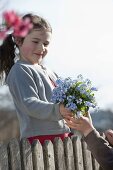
[0,13,73,144]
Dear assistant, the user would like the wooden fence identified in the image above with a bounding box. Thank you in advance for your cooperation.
[0,136,100,170]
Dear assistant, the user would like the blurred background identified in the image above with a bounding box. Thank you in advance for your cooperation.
[0,0,113,143]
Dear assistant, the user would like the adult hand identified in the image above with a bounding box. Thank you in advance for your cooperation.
[64,115,94,137]
[104,129,113,146]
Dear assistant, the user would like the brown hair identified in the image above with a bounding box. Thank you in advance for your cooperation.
[0,13,52,80]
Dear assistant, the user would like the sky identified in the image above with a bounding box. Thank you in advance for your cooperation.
[0,0,113,111]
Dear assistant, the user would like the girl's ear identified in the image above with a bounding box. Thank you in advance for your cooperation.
[14,37,23,46]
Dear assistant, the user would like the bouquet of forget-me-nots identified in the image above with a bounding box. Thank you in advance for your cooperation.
[51,74,98,117]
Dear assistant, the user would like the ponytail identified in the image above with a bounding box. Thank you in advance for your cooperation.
[0,34,16,80]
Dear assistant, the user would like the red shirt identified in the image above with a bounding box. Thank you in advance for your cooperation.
[28,133,72,144]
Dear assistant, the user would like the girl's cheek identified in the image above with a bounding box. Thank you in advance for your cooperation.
[21,46,33,56]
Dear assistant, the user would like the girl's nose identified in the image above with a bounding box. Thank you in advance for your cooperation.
[37,43,44,52]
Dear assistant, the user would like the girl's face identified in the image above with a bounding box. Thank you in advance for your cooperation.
[19,29,52,64]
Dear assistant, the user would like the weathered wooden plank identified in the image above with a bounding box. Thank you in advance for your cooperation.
[8,138,21,170]
[64,137,75,170]
[72,136,84,170]
[32,139,44,170]
[53,137,66,170]
[0,136,102,170]
[20,138,33,170]
[81,139,93,170]
[43,140,55,170]
[0,144,8,170]
[91,154,100,170]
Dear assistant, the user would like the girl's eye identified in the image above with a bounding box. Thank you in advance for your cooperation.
[44,43,49,47]
[32,41,39,44]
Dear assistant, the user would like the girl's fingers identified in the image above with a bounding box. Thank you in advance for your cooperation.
[63,115,72,120]
[64,118,74,125]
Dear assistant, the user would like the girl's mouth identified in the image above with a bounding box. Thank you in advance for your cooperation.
[34,53,43,57]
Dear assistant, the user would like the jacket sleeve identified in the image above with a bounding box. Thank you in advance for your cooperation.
[7,65,63,121]
[84,129,113,170]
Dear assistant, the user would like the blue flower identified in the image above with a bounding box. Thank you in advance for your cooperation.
[91,87,98,91]
[51,75,98,116]
[66,102,77,111]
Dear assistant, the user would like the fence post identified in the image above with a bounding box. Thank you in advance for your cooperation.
[8,138,21,170]
[81,138,93,170]
[43,140,55,170]
[20,138,33,170]
[32,139,44,170]
[72,136,84,170]
[64,137,75,170]
[53,137,66,170]
[0,143,8,170]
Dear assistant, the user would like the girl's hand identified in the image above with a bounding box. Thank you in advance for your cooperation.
[59,104,73,119]
[105,129,113,146]
[64,115,94,137]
